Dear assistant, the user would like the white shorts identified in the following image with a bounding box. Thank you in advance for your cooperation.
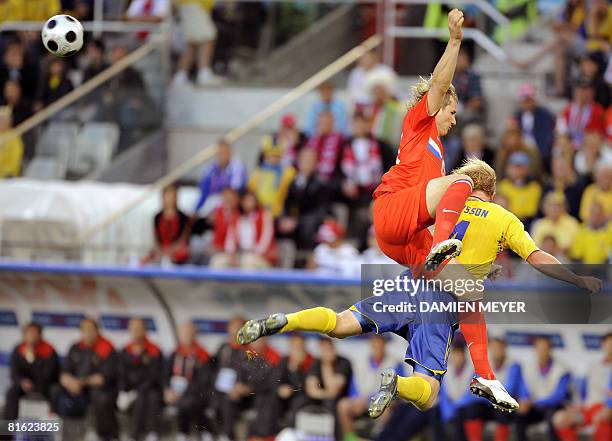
[179,3,217,43]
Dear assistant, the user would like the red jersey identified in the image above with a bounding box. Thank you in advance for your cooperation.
[374,92,445,198]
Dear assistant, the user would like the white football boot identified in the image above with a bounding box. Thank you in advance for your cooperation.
[470,377,519,412]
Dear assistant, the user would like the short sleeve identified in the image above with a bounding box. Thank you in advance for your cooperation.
[502,212,539,260]
[405,92,435,133]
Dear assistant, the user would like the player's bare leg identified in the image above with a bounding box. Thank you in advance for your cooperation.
[235,308,362,344]
[424,174,474,270]
[369,369,439,418]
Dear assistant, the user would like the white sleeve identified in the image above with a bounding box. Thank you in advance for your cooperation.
[127,0,142,17]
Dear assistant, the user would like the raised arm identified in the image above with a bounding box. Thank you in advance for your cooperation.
[427,9,464,115]
[526,250,602,294]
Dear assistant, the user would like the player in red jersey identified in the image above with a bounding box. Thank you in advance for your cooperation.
[372,8,510,407]
[373,8,472,272]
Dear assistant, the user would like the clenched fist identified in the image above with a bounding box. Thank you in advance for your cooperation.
[448,9,464,41]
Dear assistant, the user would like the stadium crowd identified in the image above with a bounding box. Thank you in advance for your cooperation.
[146,42,611,271]
[4,317,612,441]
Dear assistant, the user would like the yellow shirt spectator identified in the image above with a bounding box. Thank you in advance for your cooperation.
[531,214,580,252]
[0,0,23,23]
[570,222,612,264]
[497,179,542,221]
[0,132,24,177]
[580,183,612,222]
[4,0,61,22]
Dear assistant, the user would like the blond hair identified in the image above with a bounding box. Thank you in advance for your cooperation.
[453,158,496,196]
[406,76,458,112]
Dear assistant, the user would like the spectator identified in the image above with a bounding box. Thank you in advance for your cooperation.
[516,336,571,441]
[61,0,95,20]
[193,140,247,217]
[213,316,251,441]
[244,337,283,440]
[346,51,396,111]
[210,191,276,269]
[306,110,344,182]
[579,52,611,108]
[496,126,541,179]
[450,123,495,171]
[0,106,23,178]
[127,0,169,24]
[574,129,612,178]
[461,337,521,441]
[52,318,119,441]
[35,58,74,110]
[452,48,484,125]
[305,337,353,414]
[99,46,157,149]
[118,318,163,441]
[552,332,612,441]
[360,225,395,264]
[4,322,59,420]
[309,218,359,276]
[570,200,611,264]
[544,153,586,219]
[278,147,330,251]
[366,69,402,148]
[0,40,38,102]
[82,39,109,83]
[173,0,220,86]
[211,187,240,254]
[274,113,307,168]
[337,335,402,441]
[277,334,315,425]
[340,111,385,241]
[142,184,191,265]
[540,235,569,263]
[165,321,214,441]
[248,136,296,218]
[557,79,606,148]
[579,159,611,222]
[531,192,580,256]
[305,82,348,136]
[512,83,556,168]
[1,80,31,126]
[22,0,61,20]
[497,152,542,227]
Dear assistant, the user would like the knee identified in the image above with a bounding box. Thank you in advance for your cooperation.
[336,397,351,415]
[328,310,360,339]
[552,409,572,429]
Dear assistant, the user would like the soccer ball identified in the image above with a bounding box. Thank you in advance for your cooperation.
[42,15,84,57]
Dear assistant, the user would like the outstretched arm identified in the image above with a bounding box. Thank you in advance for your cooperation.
[427,9,464,115]
[526,250,602,294]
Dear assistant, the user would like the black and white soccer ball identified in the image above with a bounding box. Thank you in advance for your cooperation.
[42,15,84,58]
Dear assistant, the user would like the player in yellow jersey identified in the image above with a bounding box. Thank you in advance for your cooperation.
[235,158,602,417]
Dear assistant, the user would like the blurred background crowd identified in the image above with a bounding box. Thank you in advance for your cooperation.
[5,317,611,441]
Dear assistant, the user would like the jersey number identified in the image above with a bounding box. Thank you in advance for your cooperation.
[450,220,470,241]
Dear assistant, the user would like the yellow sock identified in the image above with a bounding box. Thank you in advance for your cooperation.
[281,307,337,334]
[397,376,432,411]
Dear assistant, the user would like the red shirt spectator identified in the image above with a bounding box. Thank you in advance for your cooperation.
[306,111,344,181]
[557,79,606,148]
[212,188,240,251]
[224,191,276,265]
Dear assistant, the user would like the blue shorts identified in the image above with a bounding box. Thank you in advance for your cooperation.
[351,281,459,380]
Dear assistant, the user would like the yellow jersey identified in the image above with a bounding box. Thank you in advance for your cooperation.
[570,223,612,264]
[452,196,539,278]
